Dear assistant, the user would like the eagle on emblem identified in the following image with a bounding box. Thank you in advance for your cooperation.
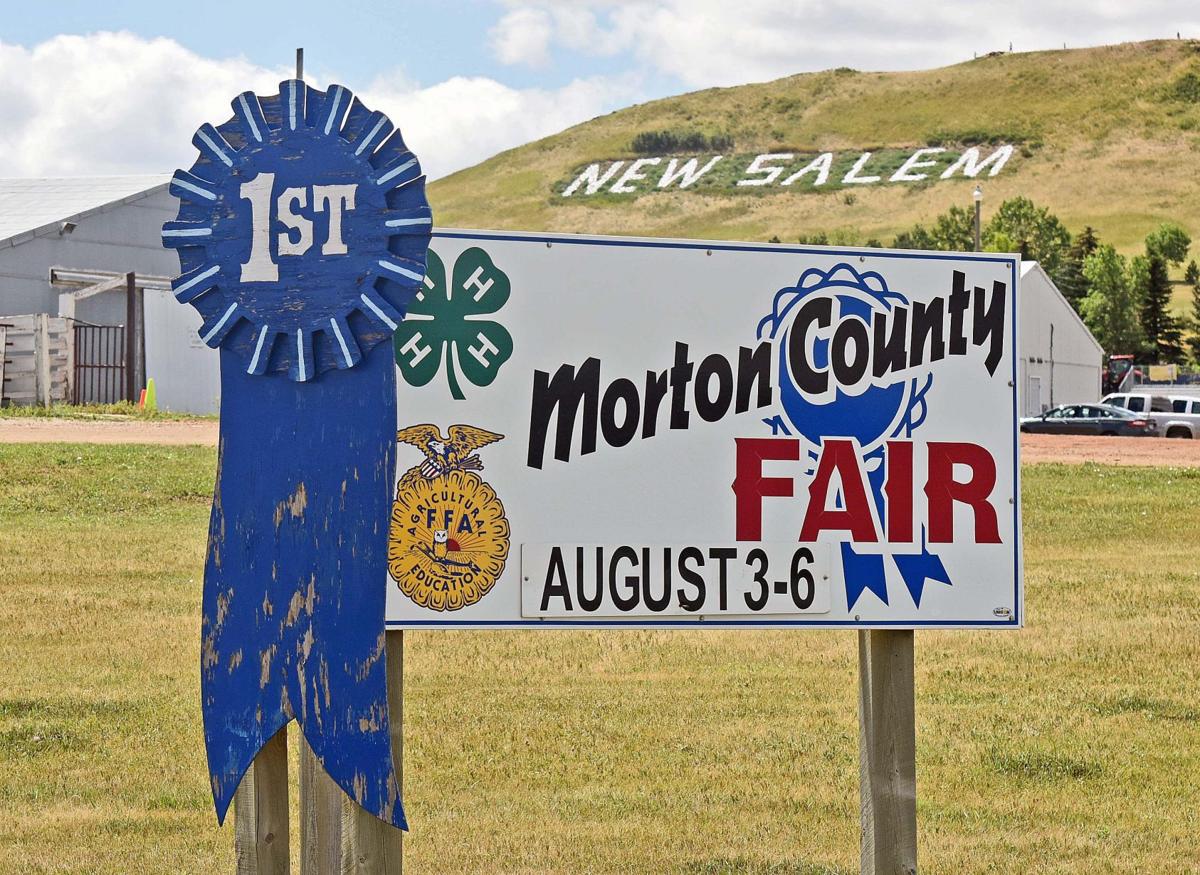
[395,423,504,483]
[390,422,511,611]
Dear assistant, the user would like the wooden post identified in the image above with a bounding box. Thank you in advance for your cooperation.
[299,735,344,875]
[234,727,290,875]
[34,314,52,408]
[341,629,404,873]
[858,630,917,875]
[134,281,145,398]
[124,272,137,402]
[63,318,75,406]
[0,326,7,406]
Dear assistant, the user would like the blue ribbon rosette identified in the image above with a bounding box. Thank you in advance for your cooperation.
[162,80,431,829]
[758,262,951,610]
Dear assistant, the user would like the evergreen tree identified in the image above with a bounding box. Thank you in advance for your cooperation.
[1136,225,1190,363]
[1057,226,1100,311]
[1136,255,1178,361]
[1080,245,1144,355]
[1188,261,1200,363]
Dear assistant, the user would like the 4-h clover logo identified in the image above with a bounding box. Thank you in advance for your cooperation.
[394,247,513,399]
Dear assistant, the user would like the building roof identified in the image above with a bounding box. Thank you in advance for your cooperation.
[0,175,170,246]
[1020,260,1104,355]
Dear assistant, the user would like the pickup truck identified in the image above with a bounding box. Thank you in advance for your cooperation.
[1100,392,1200,438]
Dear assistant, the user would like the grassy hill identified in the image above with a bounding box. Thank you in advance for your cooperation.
[429,40,1200,257]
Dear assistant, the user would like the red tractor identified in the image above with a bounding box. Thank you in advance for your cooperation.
[1103,354,1139,395]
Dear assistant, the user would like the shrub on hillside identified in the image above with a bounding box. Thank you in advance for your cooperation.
[630,130,735,154]
[1169,71,1200,103]
[925,127,1038,147]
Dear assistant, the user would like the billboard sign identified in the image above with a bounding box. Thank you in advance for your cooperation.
[387,232,1021,629]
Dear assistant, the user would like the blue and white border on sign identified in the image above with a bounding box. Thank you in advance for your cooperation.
[386,230,1022,630]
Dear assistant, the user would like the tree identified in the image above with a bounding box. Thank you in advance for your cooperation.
[1134,225,1190,364]
[1135,254,1185,362]
[1080,245,1144,355]
[982,196,1072,279]
[892,225,936,250]
[1057,226,1100,312]
[928,205,975,251]
[1188,261,1200,363]
[891,205,976,251]
[1145,222,1191,266]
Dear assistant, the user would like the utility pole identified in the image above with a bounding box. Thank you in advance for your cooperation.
[973,185,983,252]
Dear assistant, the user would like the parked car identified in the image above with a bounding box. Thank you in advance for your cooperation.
[1020,404,1160,436]
[1100,392,1200,438]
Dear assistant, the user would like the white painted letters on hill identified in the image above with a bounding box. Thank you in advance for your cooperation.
[560,143,1014,198]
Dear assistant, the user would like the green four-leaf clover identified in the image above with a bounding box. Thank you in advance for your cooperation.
[393,247,513,400]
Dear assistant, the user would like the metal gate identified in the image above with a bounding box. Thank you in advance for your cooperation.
[73,323,126,404]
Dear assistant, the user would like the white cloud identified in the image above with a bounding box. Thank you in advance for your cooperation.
[361,73,639,179]
[0,31,638,181]
[493,0,1200,86]
[0,32,286,177]
[490,7,555,67]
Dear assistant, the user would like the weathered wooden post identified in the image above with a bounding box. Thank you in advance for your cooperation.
[33,313,52,407]
[124,272,138,402]
[859,630,917,875]
[162,70,431,872]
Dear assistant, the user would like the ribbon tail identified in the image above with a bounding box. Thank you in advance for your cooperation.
[201,341,405,828]
[892,528,951,608]
[841,542,888,609]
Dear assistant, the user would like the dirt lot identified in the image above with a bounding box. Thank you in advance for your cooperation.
[0,418,218,446]
[1020,433,1200,466]
[2,418,1199,466]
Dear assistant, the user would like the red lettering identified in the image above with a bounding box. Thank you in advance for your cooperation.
[732,438,799,540]
[925,441,1000,543]
[883,440,913,543]
[798,439,878,542]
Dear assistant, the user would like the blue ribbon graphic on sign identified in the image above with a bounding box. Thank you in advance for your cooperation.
[163,80,431,828]
[758,262,952,610]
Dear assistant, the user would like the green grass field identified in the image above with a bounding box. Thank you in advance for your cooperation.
[1,444,1198,873]
[0,402,213,422]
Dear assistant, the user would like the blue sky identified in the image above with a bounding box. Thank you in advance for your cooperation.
[0,2,1197,180]
[0,1,650,92]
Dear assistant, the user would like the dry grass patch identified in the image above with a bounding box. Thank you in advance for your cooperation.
[0,447,1197,872]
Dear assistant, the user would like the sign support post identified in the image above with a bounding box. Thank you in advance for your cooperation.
[858,630,917,875]
[298,737,343,873]
[340,630,405,873]
[233,728,290,874]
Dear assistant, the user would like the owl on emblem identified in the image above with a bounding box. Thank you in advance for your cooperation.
[432,529,449,560]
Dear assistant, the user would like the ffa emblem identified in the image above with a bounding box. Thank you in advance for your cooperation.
[389,424,510,610]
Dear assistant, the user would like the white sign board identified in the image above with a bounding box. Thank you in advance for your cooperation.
[385,231,1021,629]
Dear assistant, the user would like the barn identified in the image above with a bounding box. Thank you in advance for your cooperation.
[1018,261,1104,416]
[0,176,1102,416]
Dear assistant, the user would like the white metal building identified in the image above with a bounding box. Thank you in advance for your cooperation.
[1018,261,1104,416]
[0,176,174,320]
[0,177,1102,415]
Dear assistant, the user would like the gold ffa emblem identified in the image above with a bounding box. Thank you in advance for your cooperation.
[389,424,509,611]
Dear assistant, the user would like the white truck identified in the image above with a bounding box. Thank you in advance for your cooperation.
[1100,392,1200,439]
